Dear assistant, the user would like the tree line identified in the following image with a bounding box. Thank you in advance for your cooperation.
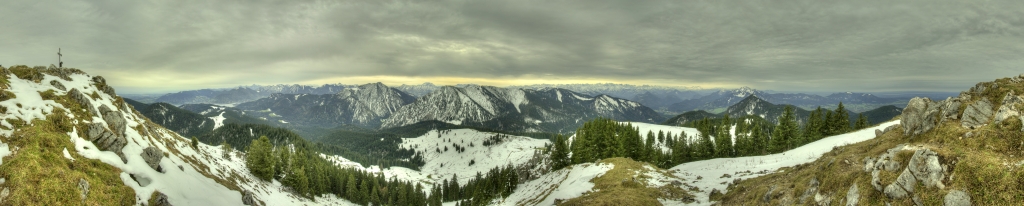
[549,103,872,170]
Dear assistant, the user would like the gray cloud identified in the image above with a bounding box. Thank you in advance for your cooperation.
[2,0,1023,93]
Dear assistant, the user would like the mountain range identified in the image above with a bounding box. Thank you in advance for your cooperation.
[236,82,416,128]
[664,95,902,127]
[152,84,351,105]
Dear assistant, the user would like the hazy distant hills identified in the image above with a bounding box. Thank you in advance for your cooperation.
[152,84,350,105]
[236,83,417,128]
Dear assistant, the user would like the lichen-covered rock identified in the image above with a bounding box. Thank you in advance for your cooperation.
[142,147,164,172]
[961,97,994,129]
[50,80,66,91]
[944,190,971,206]
[903,97,939,136]
[907,149,945,189]
[846,183,859,206]
[86,123,127,152]
[994,91,1022,123]
[67,88,98,115]
[98,105,127,137]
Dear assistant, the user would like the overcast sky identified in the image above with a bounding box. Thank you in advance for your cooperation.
[3,0,1023,94]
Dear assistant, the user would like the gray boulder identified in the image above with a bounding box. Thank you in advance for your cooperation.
[243,191,257,205]
[142,147,164,172]
[871,170,884,192]
[875,129,883,137]
[994,91,1022,123]
[86,123,127,152]
[903,97,940,136]
[67,88,98,116]
[92,76,117,96]
[98,105,126,137]
[944,190,971,206]
[152,191,172,206]
[907,149,945,189]
[846,183,859,206]
[961,97,994,129]
[937,97,964,122]
[884,169,917,199]
[50,80,66,91]
[78,178,89,201]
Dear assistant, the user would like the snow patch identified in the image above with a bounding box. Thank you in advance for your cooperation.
[209,112,226,129]
[501,162,614,206]
[63,147,75,161]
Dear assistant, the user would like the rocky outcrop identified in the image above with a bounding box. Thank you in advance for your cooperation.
[50,80,66,91]
[92,76,117,96]
[86,123,127,153]
[67,88,98,115]
[907,149,945,189]
[98,105,126,137]
[994,91,1022,124]
[142,147,164,172]
[936,97,964,123]
[846,183,859,206]
[152,191,172,206]
[902,97,940,136]
[944,190,971,206]
[961,97,993,129]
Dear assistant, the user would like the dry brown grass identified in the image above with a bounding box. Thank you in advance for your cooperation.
[560,158,694,206]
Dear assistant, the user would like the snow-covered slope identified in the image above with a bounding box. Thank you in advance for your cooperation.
[0,66,352,205]
[668,120,900,205]
[323,128,549,187]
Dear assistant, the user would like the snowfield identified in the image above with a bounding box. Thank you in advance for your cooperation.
[500,162,613,206]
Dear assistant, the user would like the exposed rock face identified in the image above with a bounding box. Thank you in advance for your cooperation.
[86,123,127,153]
[152,191,172,206]
[902,97,940,136]
[936,97,964,123]
[907,149,945,189]
[846,183,859,206]
[50,80,66,91]
[242,191,257,205]
[68,88,98,115]
[98,105,126,137]
[994,91,1023,123]
[961,97,994,129]
[944,190,971,206]
[142,147,164,172]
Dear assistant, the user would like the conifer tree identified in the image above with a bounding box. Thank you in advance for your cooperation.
[770,106,800,153]
[714,115,734,158]
[855,113,868,130]
[191,136,199,149]
[804,107,824,141]
[550,135,570,170]
[245,136,275,181]
[834,102,851,134]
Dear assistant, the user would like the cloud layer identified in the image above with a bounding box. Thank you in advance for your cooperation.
[3,0,1023,93]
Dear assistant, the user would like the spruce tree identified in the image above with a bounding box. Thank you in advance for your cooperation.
[834,102,851,134]
[245,136,275,181]
[855,113,868,130]
[715,115,734,158]
[550,135,570,170]
[770,106,800,153]
[804,107,824,141]
[191,136,199,149]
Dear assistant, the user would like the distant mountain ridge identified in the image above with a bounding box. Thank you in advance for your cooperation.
[236,82,416,128]
[382,86,665,133]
